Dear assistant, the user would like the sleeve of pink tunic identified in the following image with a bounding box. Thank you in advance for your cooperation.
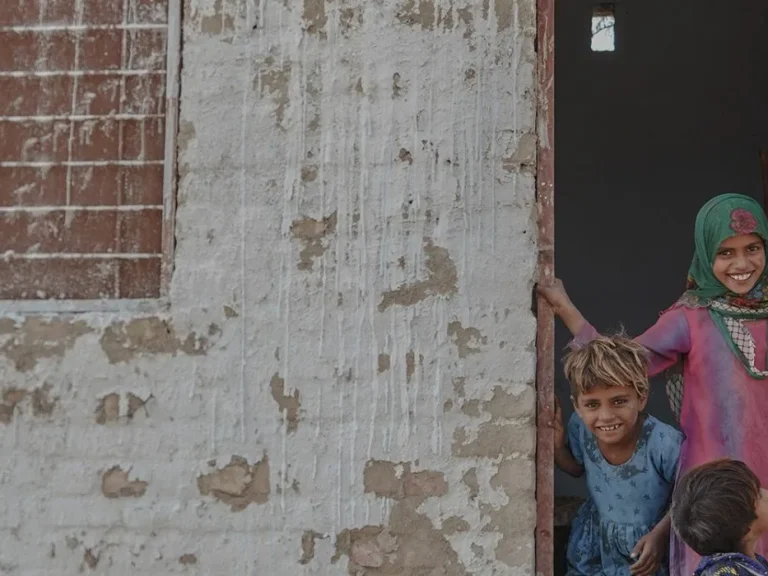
[571,308,693,377]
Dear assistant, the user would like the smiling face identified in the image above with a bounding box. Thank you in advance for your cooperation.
[573,385,647,446]
[712,233,766,295]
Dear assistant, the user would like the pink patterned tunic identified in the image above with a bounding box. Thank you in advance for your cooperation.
[575,308,768,576]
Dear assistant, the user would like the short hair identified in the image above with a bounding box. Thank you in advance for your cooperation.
[563,333,649,398]
[671,459,760,556]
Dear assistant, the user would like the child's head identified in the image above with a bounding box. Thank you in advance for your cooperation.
[564,334,649,445]
[689,194,768,297]
[671,459,768,556]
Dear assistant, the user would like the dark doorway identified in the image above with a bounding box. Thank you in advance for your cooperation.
[552,1,768,573]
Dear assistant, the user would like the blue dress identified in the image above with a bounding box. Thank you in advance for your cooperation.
[566,413,683,576]
[694,554,768,576]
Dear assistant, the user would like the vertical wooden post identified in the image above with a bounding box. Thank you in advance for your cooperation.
[535,0,556,575]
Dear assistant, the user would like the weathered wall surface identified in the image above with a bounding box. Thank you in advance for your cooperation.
[0,0,538,573]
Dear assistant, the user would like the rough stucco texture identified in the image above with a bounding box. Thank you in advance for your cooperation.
[0,0,538,573]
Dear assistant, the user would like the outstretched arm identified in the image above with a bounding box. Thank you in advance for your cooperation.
[538,279,692,376]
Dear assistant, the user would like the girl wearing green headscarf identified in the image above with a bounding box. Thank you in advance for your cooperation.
[539,193,768,576]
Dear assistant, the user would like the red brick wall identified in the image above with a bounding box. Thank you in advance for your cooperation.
[0,0,171,300]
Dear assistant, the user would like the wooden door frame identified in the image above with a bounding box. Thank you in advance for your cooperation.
[535,0,556,574]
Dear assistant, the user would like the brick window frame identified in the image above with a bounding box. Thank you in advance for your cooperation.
[0,0,181,313]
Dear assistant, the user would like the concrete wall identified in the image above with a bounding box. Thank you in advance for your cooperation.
[0,0,540,573]
[554,0,768,497]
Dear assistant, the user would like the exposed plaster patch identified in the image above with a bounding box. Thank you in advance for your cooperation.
[447,321,487,358]
[270,373,301,433]
[0,317,92,372]
[95,393,120,424]
[502,132,536,172]
[291,211,338,271]
[481,459,536,567]
[299,530,326,565]
[379,239,458,311]
[363,460,448,500]
[0,384,57,423]
[396,0,436,30]
[494,0,513,31]
[197,454,270,511]
[101,466,148,499]
[334,461,465,574]
[301,165,318,182]
[99,318,220,364]
[0,388,27,424]
[199,0,235,35]
[302,0,327,38]
[377,353,390,373]
[452,423,535,458]
[259,59,292,129]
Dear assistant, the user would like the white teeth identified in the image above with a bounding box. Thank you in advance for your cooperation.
[598,424,620,431]
[730,273,752,281]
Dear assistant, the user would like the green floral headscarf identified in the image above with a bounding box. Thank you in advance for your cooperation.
[682,193,768,308]
[666,193,768,420]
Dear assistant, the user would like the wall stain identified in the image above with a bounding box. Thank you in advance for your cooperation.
[101,466,148,499]
[270,373,301,433]
[405,350,423,383]
[0,388,27,424]
[291,211,338,271]
[0,384,57,423]
[339,7,363,37]
[179,554,198,565]
[31,383,57,416]
[396,0,436,30]
[299,530,326,565]
[99,317,220,364]
[301,165,318,182]
[447,321,487,358]
[377,353,390,374]
[83,548,100,569]
[197,454,270,511]
[397,148,413,165]
[494,0,512,31]
[379,239,458,311]
[224,305,239,318]
[0,317,92,372]
[392,73,403,98]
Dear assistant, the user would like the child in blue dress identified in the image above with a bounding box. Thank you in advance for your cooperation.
[671,459,768,576]
[553,334,684,576]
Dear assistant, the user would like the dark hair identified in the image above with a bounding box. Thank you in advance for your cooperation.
[671,459,760,556]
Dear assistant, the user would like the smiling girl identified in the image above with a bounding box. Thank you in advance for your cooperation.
[555,335,683,576]
[539,193,768,576]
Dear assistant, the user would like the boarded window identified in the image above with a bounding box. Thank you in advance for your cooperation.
[0,0,176,301]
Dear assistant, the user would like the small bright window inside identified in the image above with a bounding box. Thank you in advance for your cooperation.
[591,4,615,52]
